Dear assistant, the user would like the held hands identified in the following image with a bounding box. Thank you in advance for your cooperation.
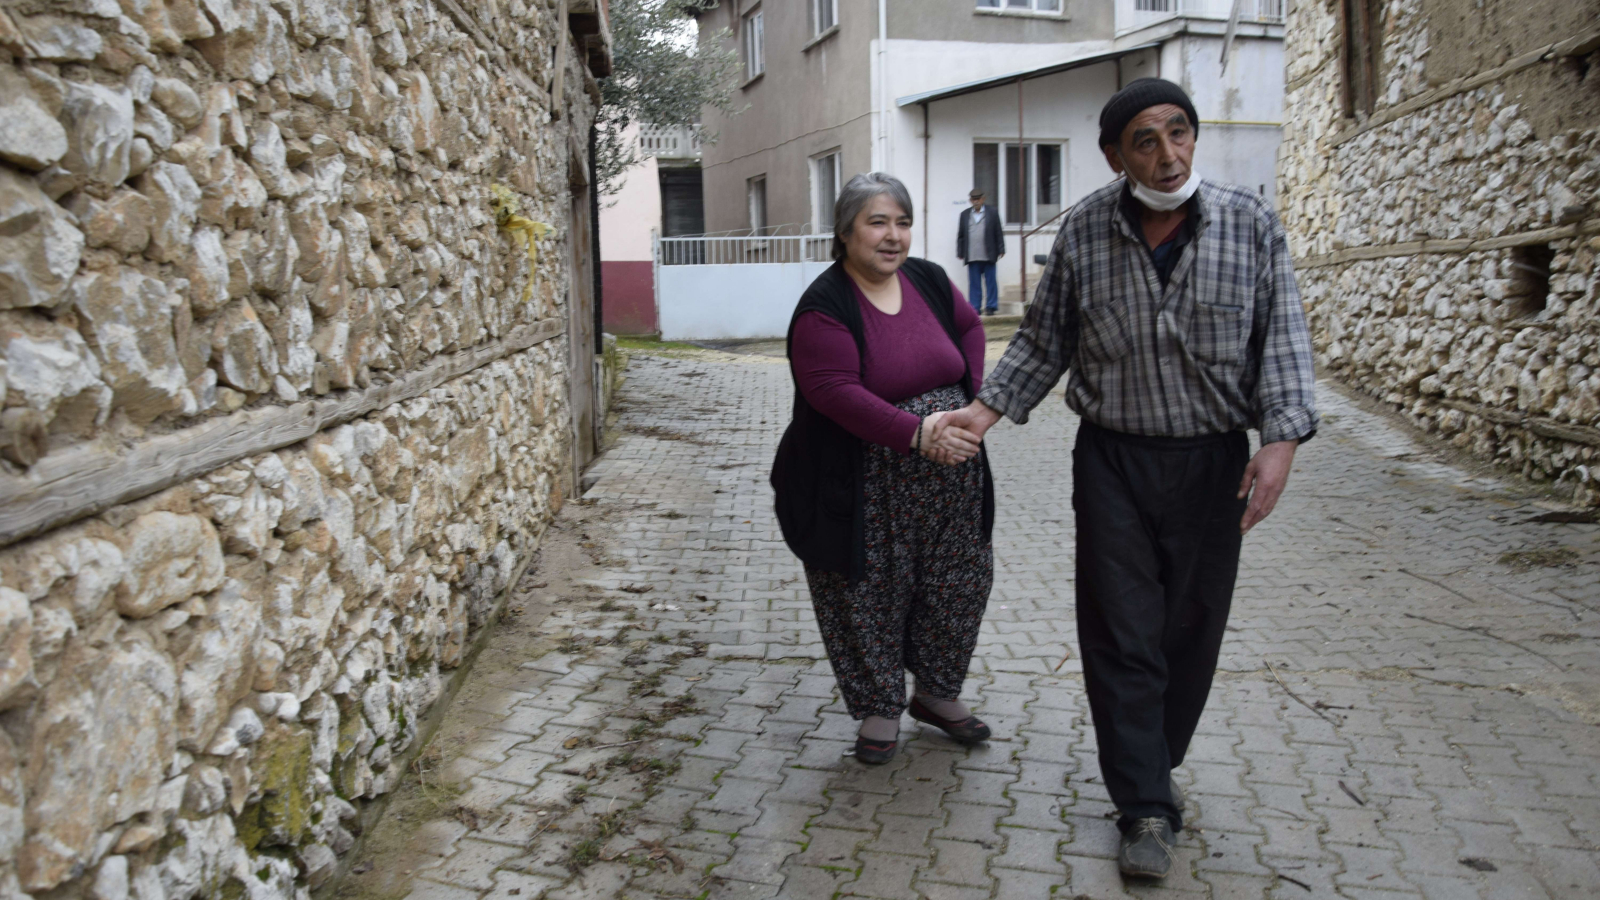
[915,401,1003,466]
[1238,440,1297,535]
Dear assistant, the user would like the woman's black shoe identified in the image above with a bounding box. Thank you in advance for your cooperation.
[908,697,992,745]
[853,736,898,765]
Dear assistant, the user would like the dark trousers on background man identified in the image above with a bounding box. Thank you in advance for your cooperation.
[966,261,998,313]
[1071,420,1250,832]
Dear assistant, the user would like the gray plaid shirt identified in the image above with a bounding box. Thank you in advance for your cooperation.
[978,179,1318,445]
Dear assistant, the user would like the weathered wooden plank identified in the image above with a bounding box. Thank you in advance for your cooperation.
[0,319,564,548]
[1439,398,1600,447]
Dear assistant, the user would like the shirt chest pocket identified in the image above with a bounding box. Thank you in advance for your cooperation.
[1077,301,1134,364]
[1185,302,1247,367]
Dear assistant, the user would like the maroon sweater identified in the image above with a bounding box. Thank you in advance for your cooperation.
[791,271,985,454]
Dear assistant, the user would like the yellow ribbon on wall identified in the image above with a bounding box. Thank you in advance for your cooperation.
[490,184,554,303]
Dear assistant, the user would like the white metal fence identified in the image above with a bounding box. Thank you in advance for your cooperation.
[657,234,832,266]
[1122,0,1284,32]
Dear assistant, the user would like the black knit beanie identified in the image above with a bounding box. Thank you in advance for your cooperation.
[1098,78,1199,149]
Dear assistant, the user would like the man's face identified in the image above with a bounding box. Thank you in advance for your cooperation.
[1103,103,1194,195]
[970,195,985,210]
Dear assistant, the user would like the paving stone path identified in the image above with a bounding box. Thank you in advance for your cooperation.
[338,346,1600,900]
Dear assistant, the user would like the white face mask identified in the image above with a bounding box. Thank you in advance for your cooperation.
[1126,168,1201,212]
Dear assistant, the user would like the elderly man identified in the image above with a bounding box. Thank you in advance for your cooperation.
[956,189,1005,315]
[942,79,1317,878]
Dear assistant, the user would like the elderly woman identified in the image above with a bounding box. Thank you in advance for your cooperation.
[772,172,995,764]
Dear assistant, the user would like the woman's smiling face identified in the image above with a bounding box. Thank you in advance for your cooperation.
[844,193,912,280]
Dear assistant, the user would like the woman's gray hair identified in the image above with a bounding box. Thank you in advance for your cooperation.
[832,172,914,261]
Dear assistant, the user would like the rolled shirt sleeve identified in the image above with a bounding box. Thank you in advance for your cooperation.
[1251,209,1319,445]
[976,229,1077,424]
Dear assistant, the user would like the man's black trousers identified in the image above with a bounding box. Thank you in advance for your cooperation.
[1072,420,1250,832]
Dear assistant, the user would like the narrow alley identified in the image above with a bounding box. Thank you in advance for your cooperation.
[337,346,1600,900]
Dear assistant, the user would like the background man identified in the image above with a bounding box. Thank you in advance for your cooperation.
[956,189,1005,315]
[940,79,1318,880]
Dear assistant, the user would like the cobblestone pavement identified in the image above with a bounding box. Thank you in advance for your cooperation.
[340,347,1600,900]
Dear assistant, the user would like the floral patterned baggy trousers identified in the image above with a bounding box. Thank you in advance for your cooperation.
[804,385,994,720]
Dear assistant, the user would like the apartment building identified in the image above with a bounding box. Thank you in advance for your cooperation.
[695,0,1290,303]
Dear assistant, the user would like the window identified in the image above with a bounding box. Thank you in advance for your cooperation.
[1340,0,1382,118]
[1134,0,1173,10]
[747,175,767,233]
[743,9,765,81]
[811,151,841,231]
[1508,244,1553,318]
[812,0,836,35]
[973,141,1065,226]
[976,0,1061,11]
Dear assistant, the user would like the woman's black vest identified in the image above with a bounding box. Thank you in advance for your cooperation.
[770,257,996,581]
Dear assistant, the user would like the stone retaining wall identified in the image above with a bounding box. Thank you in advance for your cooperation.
[1278,0,1600,503]
[0,0,601,895]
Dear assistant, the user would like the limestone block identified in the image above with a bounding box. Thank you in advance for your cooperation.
[0,168,85,310]
[248,121,306,199]
[19,636,178,892]
[175,582,262,750]
[197,481,281,556]
[185,226,229,316]
[289,196,336,281]
[58,80,136,186]
[88,855,128,900]
[137,161,201,263]
[408,72,440,153]
[16,15,104,61]
[73,269,189,423]
[253,202,300,296]
[0,729,21,863]
[113,511,224,618]
[210,299,279,394]
[0,66,69,171]
[150,77,202,129]
[308,45,355,111]
[196,149,267,229]
[68,189,154,255]
[0,588,29,711]
[181,763,226,817]
[0,310,109,435]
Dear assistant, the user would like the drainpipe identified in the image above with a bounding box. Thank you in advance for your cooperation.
[1017,76,1026,308]
[878,0,888,171]
[921,101,930,256]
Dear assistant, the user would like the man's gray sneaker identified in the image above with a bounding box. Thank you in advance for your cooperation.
[1170,775,1186,811]
[1119,817,1176,879]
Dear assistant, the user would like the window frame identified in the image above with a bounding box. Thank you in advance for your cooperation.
[809,149,843,232]
[975,0,1063,14]
[812,0,838,36]
[972,139,1067,228]
[747,175,768,234]
[743,8,765,83]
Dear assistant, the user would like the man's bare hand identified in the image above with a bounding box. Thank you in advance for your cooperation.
[918,412,980,465]
[941,400,1002,444]
[1237,440,1297,534]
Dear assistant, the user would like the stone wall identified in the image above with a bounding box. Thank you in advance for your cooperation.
[1278,0,1600,504]
[0,0,603,895]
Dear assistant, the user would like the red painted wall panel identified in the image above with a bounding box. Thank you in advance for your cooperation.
[601,261,657,335]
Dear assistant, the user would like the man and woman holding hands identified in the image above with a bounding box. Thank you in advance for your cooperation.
[771,78,1318,880]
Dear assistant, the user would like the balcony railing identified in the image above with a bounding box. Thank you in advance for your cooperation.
[638,125,703,160]
[1119,0,1284,33]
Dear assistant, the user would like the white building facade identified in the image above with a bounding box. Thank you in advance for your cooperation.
[698,0,1288,312]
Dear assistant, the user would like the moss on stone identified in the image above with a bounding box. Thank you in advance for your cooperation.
[235,726,316,851]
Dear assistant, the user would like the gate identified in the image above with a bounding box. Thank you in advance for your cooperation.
[654,233,834,341]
